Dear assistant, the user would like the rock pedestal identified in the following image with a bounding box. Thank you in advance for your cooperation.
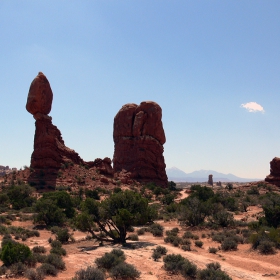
[113,101,168,187]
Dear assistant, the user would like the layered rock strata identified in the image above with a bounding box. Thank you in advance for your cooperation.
[265,157,280,186]
[113,101,167,187]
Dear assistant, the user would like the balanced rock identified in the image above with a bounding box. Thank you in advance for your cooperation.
[26,72,53,117]
[113,101,167,187]
[26,72,84,169]
[265,157,280,186]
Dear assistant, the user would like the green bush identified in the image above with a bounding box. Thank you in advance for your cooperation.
[0,241,31,266]
[209,247,218,254]
[258,240,275,254]
[32,246,46,254]
[163,254,186,273]
[154,245,167,255]
[181,244,191,251]
[149,223,164,237]
[163,254,197,278]
[46,254,65,270]
[95,249,125,269]
[195,240,203,247]
[110,262,140,279]
[25,268,45,280]
[10,262,27,276]
[197,262,232,280]
[152,250,161,261]
[50,246,66,256]
[181,260,197,278]
[73,266,105,280]
[128,234,139,241]
[221,237,238,251]
[136,228,145,235]
[38,263,58,276]
[55,228,72,244]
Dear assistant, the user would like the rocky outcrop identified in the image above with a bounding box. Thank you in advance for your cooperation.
[208,174,213,186]
[265,157,280,186]
[26,72,115,176]
[26,72,85,170]
[113,101,167,187]
[31,115,84,169]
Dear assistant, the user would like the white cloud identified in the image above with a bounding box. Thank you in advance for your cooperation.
[241,102,264,113]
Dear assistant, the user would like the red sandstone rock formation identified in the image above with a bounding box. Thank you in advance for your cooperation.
[265,157,280,186]
[26,72,53,116]
[113,101,167,187]
[26,72,113,174]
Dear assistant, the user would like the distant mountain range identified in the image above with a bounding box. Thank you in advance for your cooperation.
[166,167,262,183]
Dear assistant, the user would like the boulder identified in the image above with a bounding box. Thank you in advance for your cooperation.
[26,72,53,116]
[113,101,167,187]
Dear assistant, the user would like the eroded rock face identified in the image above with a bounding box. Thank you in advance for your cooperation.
[113,101,167,187]
[26,72,53,117]
[31,114,84,169]
[265,157,280,186]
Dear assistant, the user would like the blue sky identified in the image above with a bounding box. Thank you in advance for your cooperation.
[1,1,280,179]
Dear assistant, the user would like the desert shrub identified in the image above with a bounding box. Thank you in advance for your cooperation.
[0,266,7,275]
[163,254,197,277]
[136,228,145,235]
[25,254,38,267]
[197,262,232,280]
[128,234,139,241]
[95,249,125,269]
[181,244,191,251]
[25,268,45,280]
[164,235,182,247]
[110,262,140,279]
[180,260,197,278]
[33,253,47,263]
[38,263,58,276]
[183,231,194,239]
[51,240,62,248]
[209,247,218,254]
[6,185,35,210]
[50,246,66,256]
[152,245,167,261]
[85,189,100,200]
[54,227,72,243]
[32,246,46,254]
[46,254,65,270]
[181,238,191,245]
[258,240,275,254]
[149,223,164,237]
[247,187,259,195]
[221,237,238,251]
[0,241,31,266]
[210,210,234,227]
[152,250,161,261]
[73,266,105,280]
[195,240,203,247]
[154,245,167,255]
[163,254,186,273]
[10,262,27,276]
